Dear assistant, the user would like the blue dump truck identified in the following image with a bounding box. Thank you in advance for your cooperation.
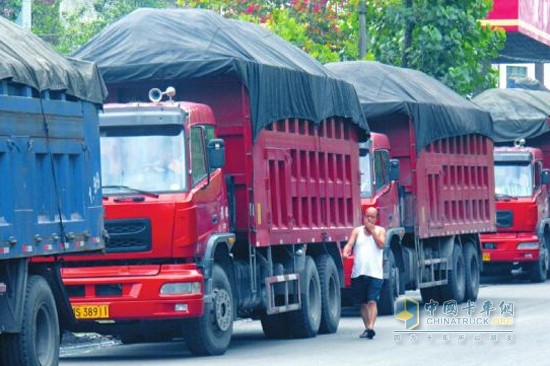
[0,18,106,366]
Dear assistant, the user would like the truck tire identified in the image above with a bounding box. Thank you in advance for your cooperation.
[260,313,289,339]
[184,264,233,356]
[530,240,548,283]
[287,256,321,338]
[378,251,398,315]
[0,276,59,366]
[315,255,340,334]
[463,244,480,301]
[440,245,466,303]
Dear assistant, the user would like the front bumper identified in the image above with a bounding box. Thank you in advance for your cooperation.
[62,264,204,320]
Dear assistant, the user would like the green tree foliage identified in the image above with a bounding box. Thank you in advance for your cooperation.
[368,0,505,95]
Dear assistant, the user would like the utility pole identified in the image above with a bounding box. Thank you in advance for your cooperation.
[402,0,413,68]
[21,0,32,30]
[358,0,367,59]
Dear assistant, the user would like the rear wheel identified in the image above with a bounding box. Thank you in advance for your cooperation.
[315,255,340,334]
[184,264,233,356]
[464,244,480,301]
[0,275,59,366]
[378,251,398,315]
[287,256,321,338]
[440,245,466,303]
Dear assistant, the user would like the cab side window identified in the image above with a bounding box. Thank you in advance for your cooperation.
[374,150,390,192]
[190,127,207,185]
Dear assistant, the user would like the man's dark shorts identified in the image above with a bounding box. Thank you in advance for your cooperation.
[351,275,384,304]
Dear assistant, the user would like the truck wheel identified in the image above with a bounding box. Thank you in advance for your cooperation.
[440,245,466,303]
[184,264,233,356]
[530,241,548,283]
[315,255,341,334]
[0,276,59,366]
[260,313,289,339]
[463,244,480,301]
[287,256,321,338]
[378,251,398,315]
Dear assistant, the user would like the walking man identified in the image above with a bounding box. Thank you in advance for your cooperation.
[343,207,386,339]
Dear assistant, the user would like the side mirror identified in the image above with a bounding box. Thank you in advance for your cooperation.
[542,169,550,185]
[389,159,400,182]
[207,138,225,169]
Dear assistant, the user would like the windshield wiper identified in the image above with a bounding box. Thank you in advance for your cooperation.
[495,193,518,201]
[102,185,159,198]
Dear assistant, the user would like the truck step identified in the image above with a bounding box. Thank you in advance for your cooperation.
[265,273,301,315]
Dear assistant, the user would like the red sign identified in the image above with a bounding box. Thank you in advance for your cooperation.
[483,0,550,47]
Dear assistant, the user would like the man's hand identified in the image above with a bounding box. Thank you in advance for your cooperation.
[365,222,376,234]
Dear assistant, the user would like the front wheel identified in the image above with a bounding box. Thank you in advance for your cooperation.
[0,275,60,366]
[530,241,548,283]
[184,264,233,356]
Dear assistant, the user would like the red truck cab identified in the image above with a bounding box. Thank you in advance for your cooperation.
[61,97,229,338]
[481,144,550,282]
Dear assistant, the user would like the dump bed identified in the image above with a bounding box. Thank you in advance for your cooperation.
[326,61,496,239]
[0,82,104,259]
[372,117,495,238]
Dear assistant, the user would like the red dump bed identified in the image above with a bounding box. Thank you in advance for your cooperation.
[371,116,496,239]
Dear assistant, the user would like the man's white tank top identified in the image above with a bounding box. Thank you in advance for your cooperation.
[351,227,384,279]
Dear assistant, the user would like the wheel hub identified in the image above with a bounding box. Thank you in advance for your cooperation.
[213,288,232,331]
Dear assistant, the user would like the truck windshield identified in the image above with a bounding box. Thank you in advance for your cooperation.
[100,125,187,193]
[494,163,532,197]
[359,152,373,198]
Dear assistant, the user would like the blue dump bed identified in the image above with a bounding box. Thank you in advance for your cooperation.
[0,81,104,259]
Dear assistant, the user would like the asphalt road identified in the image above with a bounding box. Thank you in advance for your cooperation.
[60,275,550,366]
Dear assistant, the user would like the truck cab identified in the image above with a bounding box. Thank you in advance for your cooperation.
[60,93,229,342]
[481,144,550,282]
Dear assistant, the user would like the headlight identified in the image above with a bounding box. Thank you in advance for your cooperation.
[160,282,201,295]
[517,242,539,250]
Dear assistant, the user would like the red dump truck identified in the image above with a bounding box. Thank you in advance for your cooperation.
[326,62,496,312]
[474,88,550,282]
[56,9,368,356]
[0,18,105,366]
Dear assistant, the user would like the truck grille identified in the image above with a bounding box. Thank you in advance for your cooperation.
[496,210,513,228]
[105,218,152,253]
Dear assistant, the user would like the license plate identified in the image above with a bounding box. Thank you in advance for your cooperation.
[72,305,109,319]
[482,252,490,262]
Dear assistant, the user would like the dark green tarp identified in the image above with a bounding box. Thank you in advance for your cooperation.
[325,61,494,152]
[0,16,106,104]
[473,88,550,143]
[72,8,368,139]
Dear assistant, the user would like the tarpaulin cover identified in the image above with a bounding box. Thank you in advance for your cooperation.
[473,88,550,143]
[72,8,368,139]
[325,61,494,152]
[0,16,106,104]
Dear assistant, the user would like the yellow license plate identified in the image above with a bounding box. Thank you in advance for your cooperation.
[482,252,490,262]
[72,305,109,319]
